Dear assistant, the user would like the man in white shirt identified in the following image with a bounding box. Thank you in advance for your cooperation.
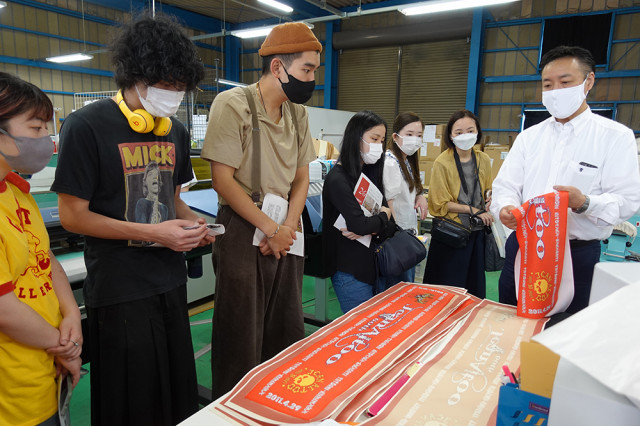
[491,45,640,315]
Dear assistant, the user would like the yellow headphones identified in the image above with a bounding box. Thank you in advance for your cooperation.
[116,90,172,136]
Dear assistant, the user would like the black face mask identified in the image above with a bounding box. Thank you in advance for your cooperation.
[279,66,315,104]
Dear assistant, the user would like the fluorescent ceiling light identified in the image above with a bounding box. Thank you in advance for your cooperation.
[231,22,313,39]
[400,0,518,16]
[232,26,275,39]
[257,0,293,13]
[0,1,6,8]
[46,53,93,63]
[217,78,247,87]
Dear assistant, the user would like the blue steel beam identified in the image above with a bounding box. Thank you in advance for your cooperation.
[465,7,483,113]
[6,0,118,25]
[5,0,226,35]
[232,0,426,30]
[0,24,105,48]
[323,20,335,109]
[224,35,242,83]
[0,55,113,77]
[82,0,225,33]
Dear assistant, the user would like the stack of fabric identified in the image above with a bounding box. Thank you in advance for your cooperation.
[209,283,548,425]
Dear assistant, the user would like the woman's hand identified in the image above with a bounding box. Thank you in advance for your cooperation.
[340,228,363,240]
[55,356,82,389]
[414,195,427,220]
[380,206,392,220]
[477,211,494,226]
[46,315,82,360]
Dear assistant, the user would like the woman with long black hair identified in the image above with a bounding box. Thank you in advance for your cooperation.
[323,110,396,313]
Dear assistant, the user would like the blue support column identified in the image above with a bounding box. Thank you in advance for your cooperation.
[324,21,340,109]
[224,35,242,83]
[465,8,484,113]
[323,21,336,109]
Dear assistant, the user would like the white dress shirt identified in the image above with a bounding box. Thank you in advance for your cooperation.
[383,151,418,233]
[491,107,640,241]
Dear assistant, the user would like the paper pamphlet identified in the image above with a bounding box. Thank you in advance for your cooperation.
[333,173,382,248]
[334,214,372,248]
[149,223,225,248]
[353,173,383,217]
[184,223,226,237]
[252,193,304,257]
[58,375,72,426]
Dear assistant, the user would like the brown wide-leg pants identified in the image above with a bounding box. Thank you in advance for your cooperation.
[210,205,305,400]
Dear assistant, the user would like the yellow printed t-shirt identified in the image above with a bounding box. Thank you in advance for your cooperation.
[0,172,62,426]
[201,83,317,205]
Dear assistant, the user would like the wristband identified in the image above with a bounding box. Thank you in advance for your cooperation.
[267,225,280,239]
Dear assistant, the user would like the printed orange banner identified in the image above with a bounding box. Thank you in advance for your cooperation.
[361,300,548,425]
[335,296,484,423]
[224,284,466,424]
[512,191,569,318]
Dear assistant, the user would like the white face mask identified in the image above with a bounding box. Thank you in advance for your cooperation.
[360,138,383,164]
[452,133,477,151]
[396,135,422,156]
[542,78,588,119]
[136,85,185,118]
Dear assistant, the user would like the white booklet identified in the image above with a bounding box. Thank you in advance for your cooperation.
[58,375,72,426]
[333,173,383,248]
[252,193,304,257]
[149,223,225,248]
[334,214,372,247]
[183,223,226,236]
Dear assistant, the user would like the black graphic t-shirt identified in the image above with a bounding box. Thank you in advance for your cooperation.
[52,98,193,308]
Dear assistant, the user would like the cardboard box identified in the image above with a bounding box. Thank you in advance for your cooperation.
[420,124,446,160]
[483,144,510,180]
[419,159,434,187]
[313,138,340,160]
[520,340,560,399]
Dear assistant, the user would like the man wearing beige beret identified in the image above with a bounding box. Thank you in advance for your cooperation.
[201,22,321,398]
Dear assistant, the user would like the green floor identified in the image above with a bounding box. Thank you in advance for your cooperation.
[69,272,501,424]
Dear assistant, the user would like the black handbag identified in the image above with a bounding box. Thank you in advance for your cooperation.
[374,226,427,277]
[430,216,471,249]
[484,226,505,272]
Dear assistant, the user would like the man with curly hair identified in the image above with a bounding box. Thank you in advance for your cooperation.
[52,14,212,425]
[201,22,321,399]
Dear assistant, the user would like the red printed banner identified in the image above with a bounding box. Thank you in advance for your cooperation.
[512,191,569,318]
[224,284,466,424]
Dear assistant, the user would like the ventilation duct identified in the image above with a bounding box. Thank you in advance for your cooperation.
[333,16,472,50]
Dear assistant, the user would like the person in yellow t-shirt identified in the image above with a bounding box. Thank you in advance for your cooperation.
[0,72,82,426]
